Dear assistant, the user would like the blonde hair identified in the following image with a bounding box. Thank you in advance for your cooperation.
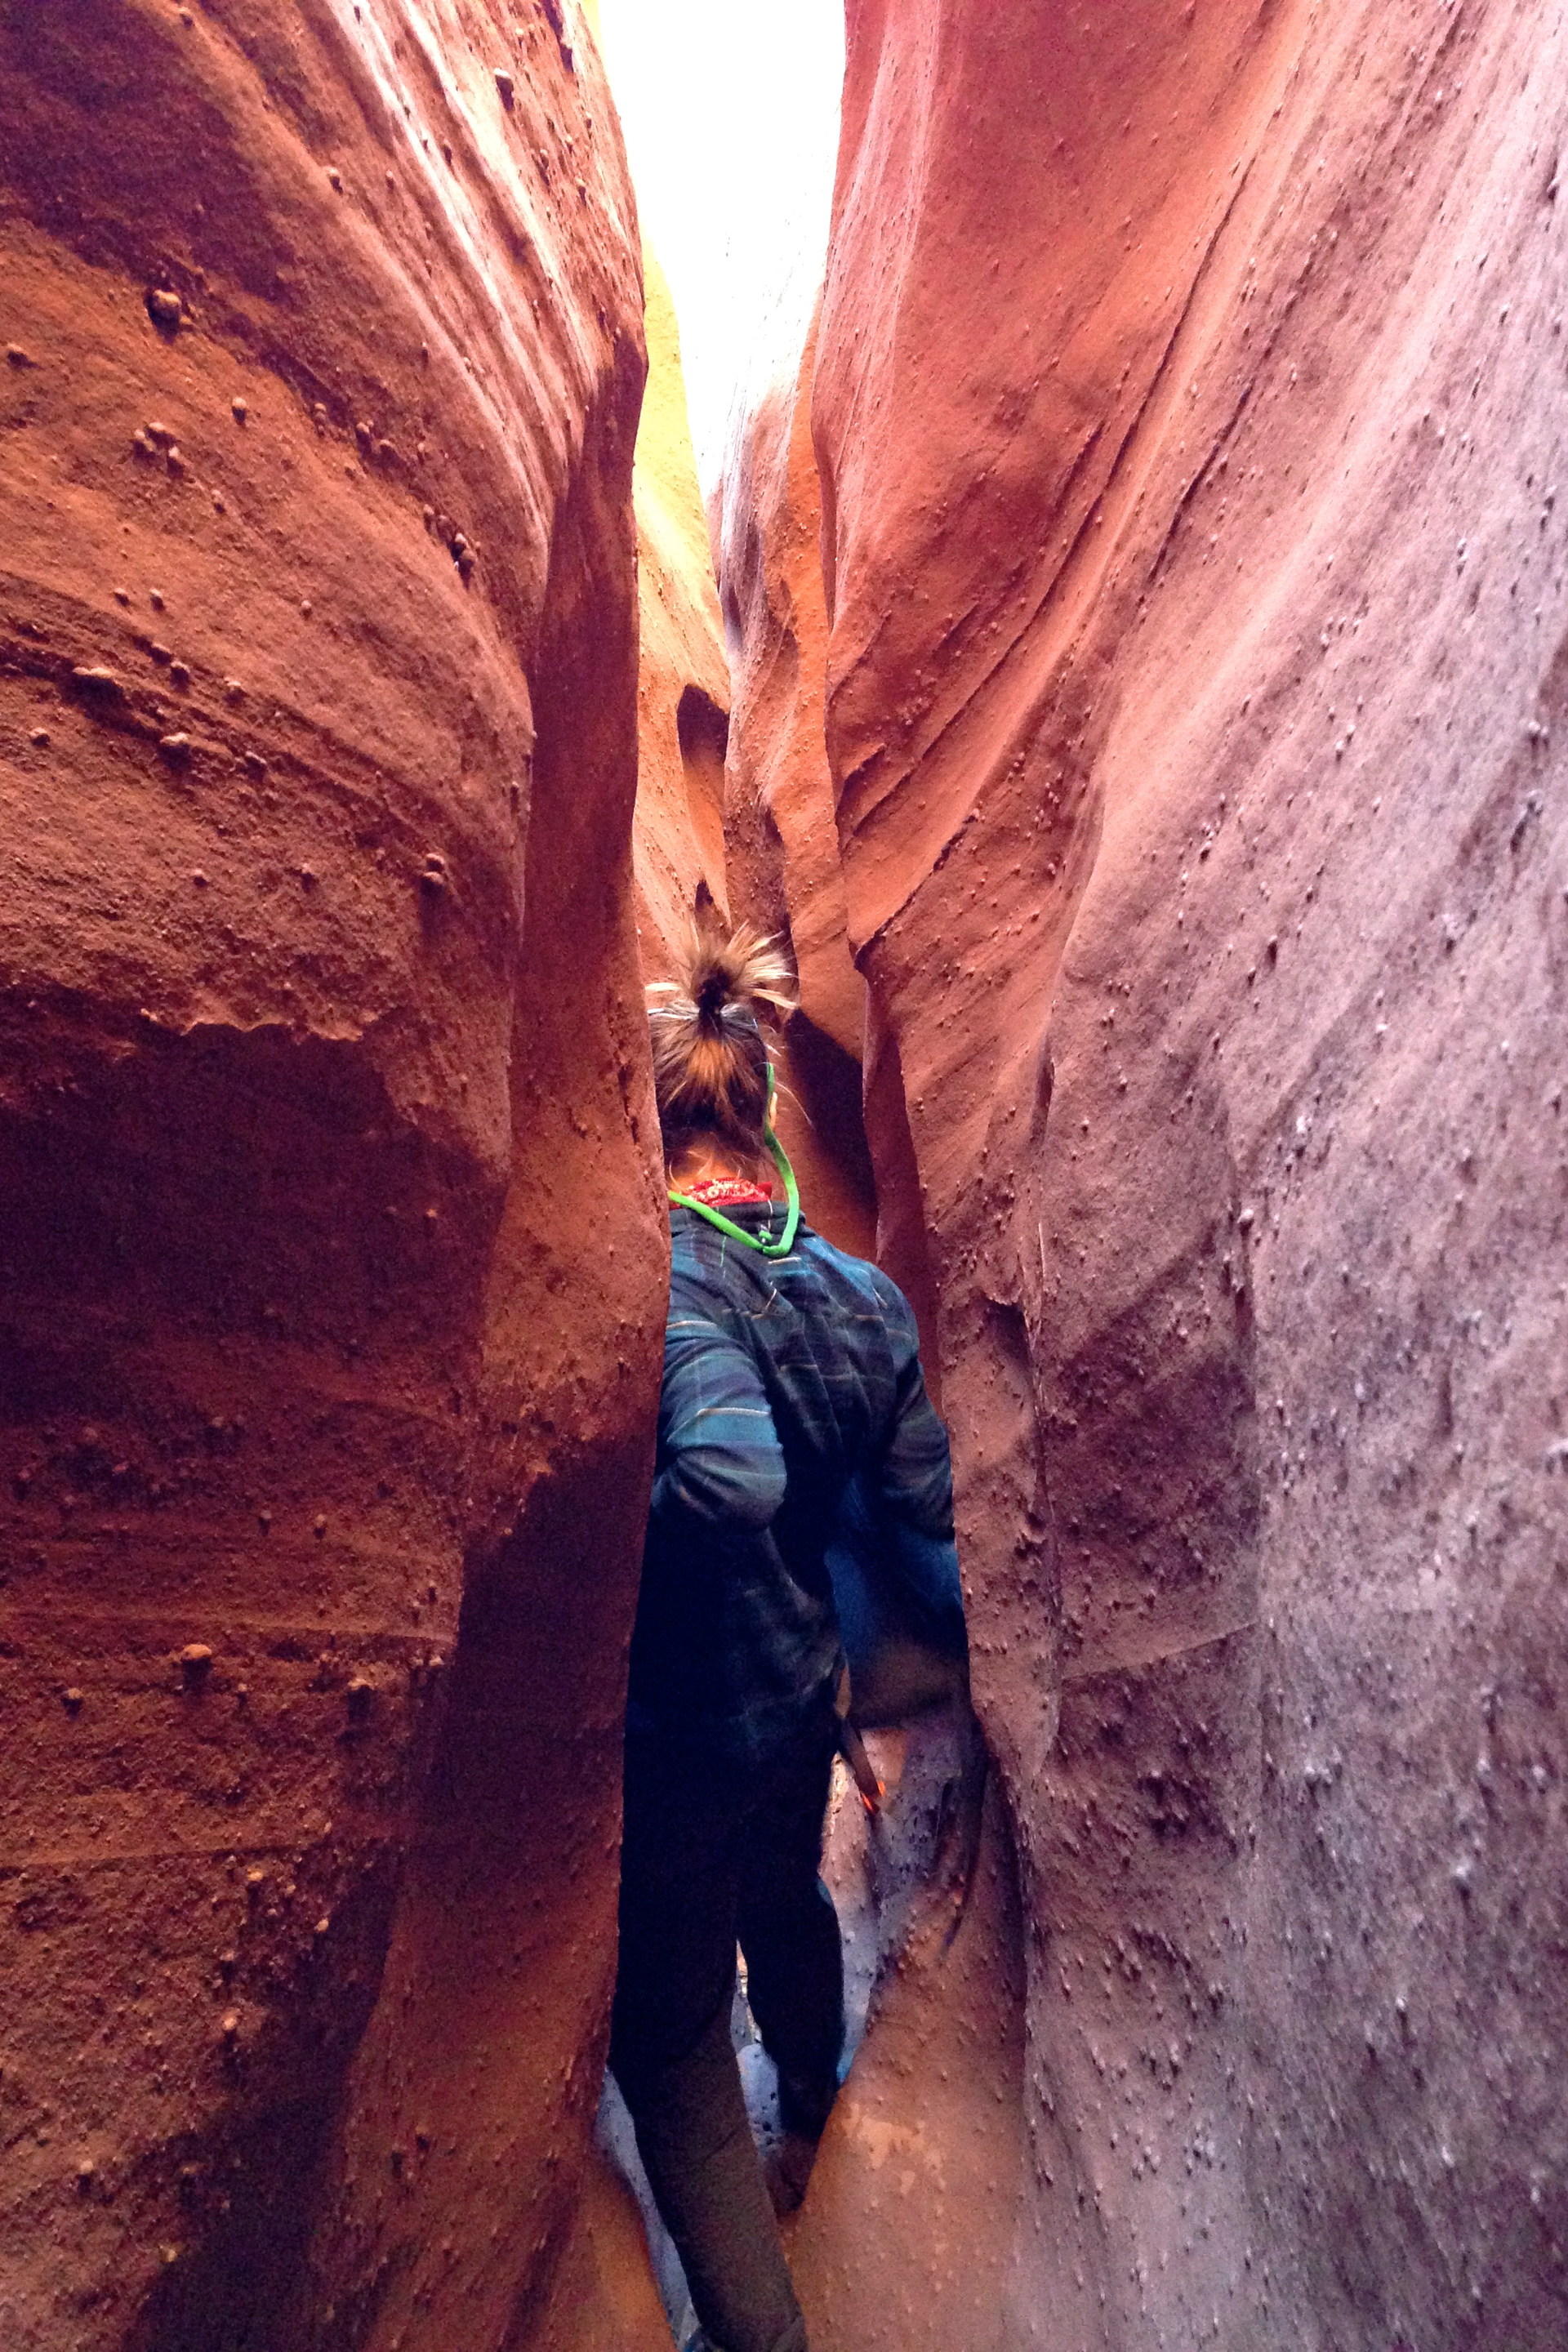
[648,919,795,1166]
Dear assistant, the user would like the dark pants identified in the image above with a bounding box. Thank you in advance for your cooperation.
[610,1711,844,2352]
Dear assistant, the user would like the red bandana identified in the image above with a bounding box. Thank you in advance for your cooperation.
[683,1177,773,1207]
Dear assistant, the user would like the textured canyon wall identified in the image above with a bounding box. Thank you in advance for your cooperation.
[727,2,1568,2348]
[719,318,877,1259]
[629,244,729,969]
[0,6,669,2350]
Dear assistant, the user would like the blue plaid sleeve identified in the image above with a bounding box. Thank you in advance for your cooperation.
[649,1290,786,1535]
[869,1282,956,1541]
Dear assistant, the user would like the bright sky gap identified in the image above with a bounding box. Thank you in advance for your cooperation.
[595,0,844,497]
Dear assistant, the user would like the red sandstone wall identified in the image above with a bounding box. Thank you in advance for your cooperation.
[719,318,877,1259]
[629,243,730,969]
[0,6,667,2349]
[738,2,1568,2346]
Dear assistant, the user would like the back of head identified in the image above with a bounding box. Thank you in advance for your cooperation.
[648,920,795,1169]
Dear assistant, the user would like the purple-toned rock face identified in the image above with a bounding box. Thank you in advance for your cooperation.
[0,7,666,2347]
[724,2,1568,2345]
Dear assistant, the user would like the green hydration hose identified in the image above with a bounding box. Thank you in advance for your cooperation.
[666,1066,802,1258]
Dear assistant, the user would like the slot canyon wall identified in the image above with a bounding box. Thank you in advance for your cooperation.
[717,1,1568,2348]
[627,243,728,966]
[0,5,673,2349]
[4,2,1566,2350]
[719,312,879,1263]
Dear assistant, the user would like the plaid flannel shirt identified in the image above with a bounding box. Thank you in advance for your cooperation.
[628,1199,957,1768]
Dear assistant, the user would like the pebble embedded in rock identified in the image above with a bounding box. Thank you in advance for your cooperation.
[231,395,247,423]
[158,732,192,758]
[146,287,184,332]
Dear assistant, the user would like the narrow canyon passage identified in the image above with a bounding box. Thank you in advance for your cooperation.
[1,6,1564,2352]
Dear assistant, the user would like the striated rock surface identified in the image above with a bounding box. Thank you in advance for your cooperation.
[629,243,730,968]
[0,6,667,2349]
[721,2,1568,2347]
[719,314,876,1258]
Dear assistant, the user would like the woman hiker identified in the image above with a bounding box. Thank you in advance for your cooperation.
[609,921,964,2352]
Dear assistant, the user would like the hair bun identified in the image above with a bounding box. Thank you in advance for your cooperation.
[646,919,797,1164]
[679,919,795,1029]
[694,964,730,1031]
